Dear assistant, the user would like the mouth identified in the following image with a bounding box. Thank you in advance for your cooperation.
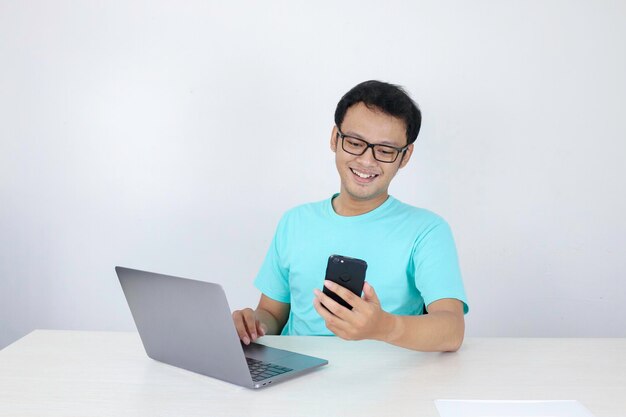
[350,168,379,183]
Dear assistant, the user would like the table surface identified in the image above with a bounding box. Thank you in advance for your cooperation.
[1,330,625,417]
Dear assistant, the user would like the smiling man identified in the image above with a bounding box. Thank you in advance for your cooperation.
[232,80,468,352]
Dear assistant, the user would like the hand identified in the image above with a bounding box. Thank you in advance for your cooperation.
[313,280,394,341]
[232,308,267,345]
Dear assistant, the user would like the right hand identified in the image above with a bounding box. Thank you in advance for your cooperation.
[232,308,267,345]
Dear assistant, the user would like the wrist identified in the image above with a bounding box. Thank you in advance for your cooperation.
[379,312,402,343]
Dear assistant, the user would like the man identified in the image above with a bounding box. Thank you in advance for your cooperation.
[232,80,468,352]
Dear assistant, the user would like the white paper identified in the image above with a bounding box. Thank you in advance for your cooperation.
[435,400,596,417]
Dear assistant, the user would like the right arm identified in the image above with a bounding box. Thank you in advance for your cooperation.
[232,294,290,345]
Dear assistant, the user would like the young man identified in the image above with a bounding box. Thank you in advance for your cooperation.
[232,80,468,352]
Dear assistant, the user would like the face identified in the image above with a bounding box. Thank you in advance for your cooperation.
[330,102,414,208]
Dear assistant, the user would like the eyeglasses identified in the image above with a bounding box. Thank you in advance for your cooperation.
[336,130,409,163]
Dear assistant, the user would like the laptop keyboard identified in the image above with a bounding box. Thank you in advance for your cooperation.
[246,357,293,382]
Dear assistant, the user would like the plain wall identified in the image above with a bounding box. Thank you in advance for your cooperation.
[2,0,625,349]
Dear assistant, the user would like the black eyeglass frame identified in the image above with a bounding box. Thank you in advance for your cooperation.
[336,129,409,163]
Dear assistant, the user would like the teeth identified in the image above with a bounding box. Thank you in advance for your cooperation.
[352,169,376,179]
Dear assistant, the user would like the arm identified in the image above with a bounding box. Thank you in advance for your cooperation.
[313,281,465,352]
[383,298,465,352]
[232,294,290,345]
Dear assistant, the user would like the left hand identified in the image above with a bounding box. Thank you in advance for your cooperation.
[313,280,394,341]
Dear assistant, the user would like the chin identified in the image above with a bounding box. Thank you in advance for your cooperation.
[345,186,384,202]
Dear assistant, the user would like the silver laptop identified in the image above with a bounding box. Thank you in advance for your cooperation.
[116,266,328,389]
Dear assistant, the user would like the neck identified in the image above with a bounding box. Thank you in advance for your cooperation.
[332,192,389,216]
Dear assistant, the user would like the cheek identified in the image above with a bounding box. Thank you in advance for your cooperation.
[380,166,399,181]
[335,152,351,167]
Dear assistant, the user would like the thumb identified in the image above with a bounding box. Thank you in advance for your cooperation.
[363,282,380,304]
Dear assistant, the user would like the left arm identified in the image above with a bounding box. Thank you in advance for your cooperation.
[313,280,465,352]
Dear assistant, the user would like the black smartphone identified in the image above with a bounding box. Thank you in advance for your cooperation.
[322,254,367,310]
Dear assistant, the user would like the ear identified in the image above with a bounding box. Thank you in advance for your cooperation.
[398,143,414,169]
[330,126,339,152]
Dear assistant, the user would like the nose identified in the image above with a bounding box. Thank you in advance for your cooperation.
[355,145,378,166]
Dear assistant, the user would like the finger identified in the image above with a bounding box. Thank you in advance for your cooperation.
[255,320,266,337]
[312,293,329,317]
[312,293,335,320]
[313,296,351,335]
[324,280,362,310]
[315,288,351,319]
[232,310,252,345]
[241,310,259,342]
[362,282,380,304]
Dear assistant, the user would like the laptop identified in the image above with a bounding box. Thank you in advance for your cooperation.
[116,266,328,389]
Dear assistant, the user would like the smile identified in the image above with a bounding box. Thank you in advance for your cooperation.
[350,168,379,181]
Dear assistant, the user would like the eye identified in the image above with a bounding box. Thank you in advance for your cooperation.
[376,147,395,155]
[346,138,365,148]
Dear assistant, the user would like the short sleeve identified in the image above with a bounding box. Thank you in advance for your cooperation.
[412,220,469,313]
[253,214,291,304]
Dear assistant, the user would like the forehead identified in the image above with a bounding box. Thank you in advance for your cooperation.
[341,102,407,146]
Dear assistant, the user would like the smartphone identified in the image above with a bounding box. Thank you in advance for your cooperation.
[322,254,367,310]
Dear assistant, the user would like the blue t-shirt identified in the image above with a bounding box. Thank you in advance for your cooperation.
[254,195,468,336]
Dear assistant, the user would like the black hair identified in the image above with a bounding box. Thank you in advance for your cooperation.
[334,80,421,145]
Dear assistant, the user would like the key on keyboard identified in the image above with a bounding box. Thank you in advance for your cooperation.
[246,357,293,382]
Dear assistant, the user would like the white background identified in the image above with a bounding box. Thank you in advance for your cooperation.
[1,0,625,349]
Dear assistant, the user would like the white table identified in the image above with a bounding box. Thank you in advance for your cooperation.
[1,331,625,417]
